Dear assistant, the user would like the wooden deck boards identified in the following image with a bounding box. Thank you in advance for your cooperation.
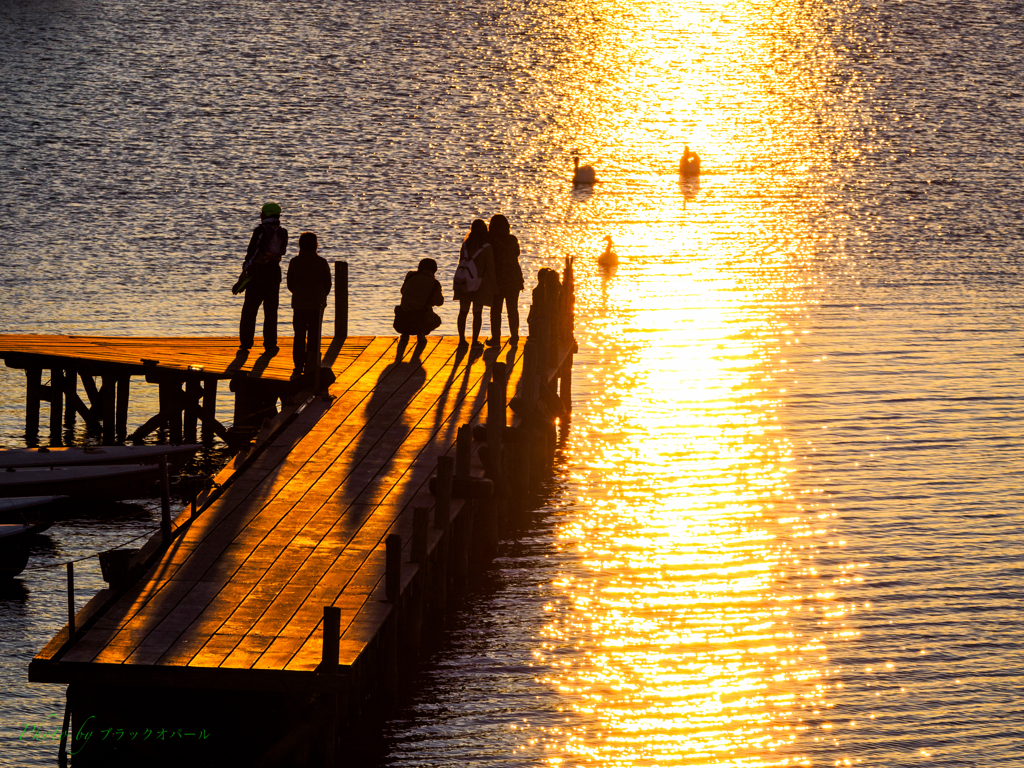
[45,335,526,688]
[0,334,371,382]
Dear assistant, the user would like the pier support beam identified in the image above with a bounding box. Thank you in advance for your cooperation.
[201,375,217,445]
[49,367,64,445]
[116,375,131,443]
[101,374,116,445]
[25,366,40,445]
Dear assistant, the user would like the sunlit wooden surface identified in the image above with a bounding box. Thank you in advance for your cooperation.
[37,335,524,685]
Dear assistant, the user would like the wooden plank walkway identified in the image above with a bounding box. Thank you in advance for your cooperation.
[30,335,526,690]
[0,334,368,382]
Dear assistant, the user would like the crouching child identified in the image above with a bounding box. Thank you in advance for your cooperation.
[394,258,444,360]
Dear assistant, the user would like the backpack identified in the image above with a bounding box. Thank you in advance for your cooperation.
[453,246,484,293]
[262,224,286,258]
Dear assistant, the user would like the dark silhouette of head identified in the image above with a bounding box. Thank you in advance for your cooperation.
[298,232,318,253]
[488,214,511,236]
[418,258,438,274]
[464,219,489,251]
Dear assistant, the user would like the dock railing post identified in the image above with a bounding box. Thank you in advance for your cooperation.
[386,534,401,602]
[159,456,172,545]
[321,606,341,672]
[434,455,454,529]
[335,261,349,341]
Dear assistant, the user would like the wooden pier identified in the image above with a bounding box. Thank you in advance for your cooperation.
[0,263,354,447]
[20,261,576,767]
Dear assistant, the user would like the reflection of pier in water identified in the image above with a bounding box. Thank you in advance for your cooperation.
[18,259,577,767]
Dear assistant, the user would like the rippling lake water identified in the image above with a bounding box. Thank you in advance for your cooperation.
[2,0,1023,765]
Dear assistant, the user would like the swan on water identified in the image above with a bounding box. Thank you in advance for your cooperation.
[598,235,617,266]
[572,153,597,185]
[680,144,701,177]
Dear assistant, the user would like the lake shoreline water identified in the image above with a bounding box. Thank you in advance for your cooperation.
[4,0,1024,764]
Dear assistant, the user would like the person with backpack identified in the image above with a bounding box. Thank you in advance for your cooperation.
[453,218,495,349]
[286,232,332,376]
[486,214,525,347]
[237,202,288,352]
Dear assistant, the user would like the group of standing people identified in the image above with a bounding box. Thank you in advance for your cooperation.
[235,204,525,373]
[235,202,331,377]
[390,214,524,350]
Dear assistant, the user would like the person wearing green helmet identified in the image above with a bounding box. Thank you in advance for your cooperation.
[237,202,288,352]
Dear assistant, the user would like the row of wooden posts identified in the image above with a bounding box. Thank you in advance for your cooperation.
[312,259,576,744]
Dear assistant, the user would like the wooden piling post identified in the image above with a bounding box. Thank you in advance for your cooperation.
[66,562,75,638]
[455,424,471,481]
[101,374,116,445]
[25,366,41,444]
[486,362,507,540]
[116,375,130,443]
[412,507,429,564]
[184,375,200,444]
[321,606,341,672]
[385,533,401,602]
[201,376,216,445]
[434,455,454,529]
[335,261,349,340]
[559,360,572,414]
[63,364,77,430]
[49,367,64,445]
[159,456,171,546]
[169,378,184,444]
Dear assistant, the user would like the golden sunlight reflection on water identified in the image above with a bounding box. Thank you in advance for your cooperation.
[532,0,859,763]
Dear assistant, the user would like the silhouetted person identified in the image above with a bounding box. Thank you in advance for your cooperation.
[527,267,563,364]
[394,258,444,360]
[487,214,524,347]
[286,232,332,376]
[453,219,495,349]
[680,144,701,177]
[238,202,288,352]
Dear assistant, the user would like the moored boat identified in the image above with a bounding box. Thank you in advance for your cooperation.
[0,464,161,501]
[0,443,200,471]
[0,495,66,524]
[0,523,44,579]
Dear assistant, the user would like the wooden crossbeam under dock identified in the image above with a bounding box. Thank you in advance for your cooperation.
[28,335,543,690]
[0,334,369,445]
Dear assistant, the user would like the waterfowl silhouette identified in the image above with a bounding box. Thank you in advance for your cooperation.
[598,236,617,267]
[680,144,701,177]
[572,153,597,185]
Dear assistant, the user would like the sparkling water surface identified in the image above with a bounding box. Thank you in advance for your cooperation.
[2,0,1022,765]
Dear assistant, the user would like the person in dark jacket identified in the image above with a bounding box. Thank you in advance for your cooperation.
[394,258,443,360]
[486,214,525,347]
[286,232,332,375]
[238,202,288,352]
